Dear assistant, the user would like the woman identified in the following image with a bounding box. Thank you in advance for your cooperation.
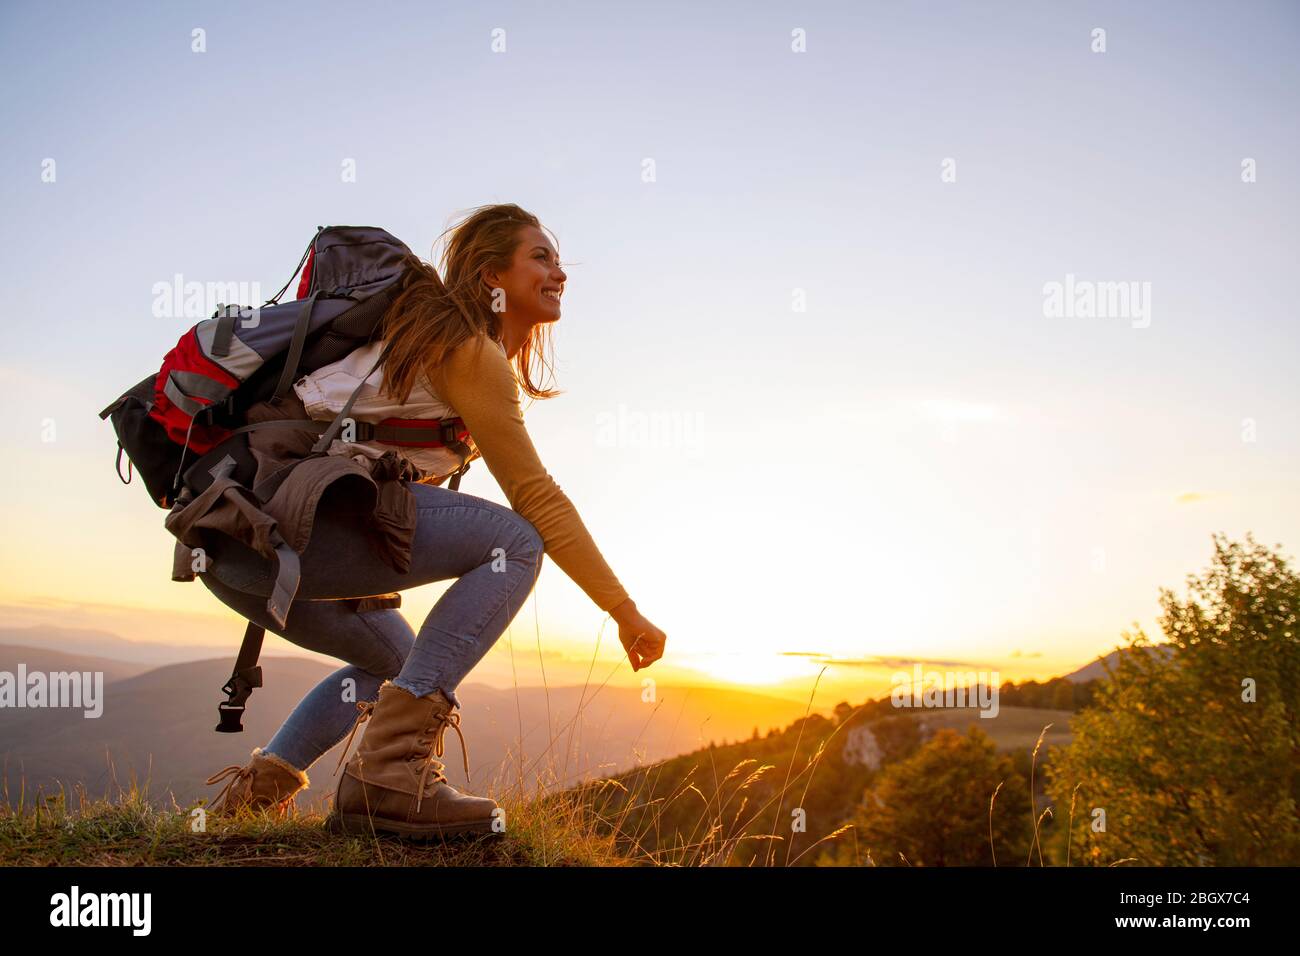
[200,204,667,839]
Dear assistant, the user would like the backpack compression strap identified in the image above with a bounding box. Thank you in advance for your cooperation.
[203,454,299,734]
[230,416,469,446]
[224,417,473,492]
[216,621,264,733]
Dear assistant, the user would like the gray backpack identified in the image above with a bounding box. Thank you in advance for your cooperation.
[100,226,472,731]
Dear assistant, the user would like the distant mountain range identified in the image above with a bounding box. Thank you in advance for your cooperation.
[0,644,151,686]
[0,627,255,667]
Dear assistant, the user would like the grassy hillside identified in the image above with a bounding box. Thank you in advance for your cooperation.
[0,783,626,867]
[1,698,1070,867]
[566,701,1073,866]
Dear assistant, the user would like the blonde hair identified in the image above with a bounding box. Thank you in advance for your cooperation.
[378,203,562,405]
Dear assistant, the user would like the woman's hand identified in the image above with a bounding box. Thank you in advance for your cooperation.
[610,598,666,671]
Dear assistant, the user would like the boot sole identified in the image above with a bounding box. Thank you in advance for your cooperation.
[326,811,498,840]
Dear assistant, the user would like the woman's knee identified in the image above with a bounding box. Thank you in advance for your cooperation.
[517,515,543,559]
[470,497,542,571]
[506,514,544,574]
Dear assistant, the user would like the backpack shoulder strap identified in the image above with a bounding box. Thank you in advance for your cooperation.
[308,343,392,453]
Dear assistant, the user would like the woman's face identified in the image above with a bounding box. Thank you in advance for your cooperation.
[486,225,566,325]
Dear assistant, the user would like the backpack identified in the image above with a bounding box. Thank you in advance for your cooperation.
[98,225,474,732]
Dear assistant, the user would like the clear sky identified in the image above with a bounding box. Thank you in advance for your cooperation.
[1,0,1297,706]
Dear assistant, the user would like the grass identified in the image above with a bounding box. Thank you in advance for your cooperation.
[0,775,631,866]
[562,669,868,867]
[0,729,842,867]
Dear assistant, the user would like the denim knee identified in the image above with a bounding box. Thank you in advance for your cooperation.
[510,515,544,571]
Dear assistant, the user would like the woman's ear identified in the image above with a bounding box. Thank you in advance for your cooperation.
[479,263,500,290]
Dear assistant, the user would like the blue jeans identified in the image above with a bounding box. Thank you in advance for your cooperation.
[197,481,544,772]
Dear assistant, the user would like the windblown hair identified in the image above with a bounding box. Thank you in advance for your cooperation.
[378,203,562,406]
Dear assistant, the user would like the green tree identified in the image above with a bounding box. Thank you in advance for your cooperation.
[868,713,924,765]
[828,725,1031,866]
[1047,533,1300,865]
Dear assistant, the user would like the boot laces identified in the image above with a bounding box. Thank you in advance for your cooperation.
[413,710,471,815]
[205,763,254,812]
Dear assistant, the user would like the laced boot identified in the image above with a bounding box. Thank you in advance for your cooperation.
[205,748,309,818]
[328,681,499,839]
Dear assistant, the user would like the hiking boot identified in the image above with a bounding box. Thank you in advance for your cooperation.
[328,681,499,839]
[205,748,309,818]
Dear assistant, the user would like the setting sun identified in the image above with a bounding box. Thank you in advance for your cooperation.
[688,651,822,689]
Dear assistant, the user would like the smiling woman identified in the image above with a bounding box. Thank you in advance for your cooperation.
[488,230,568,322]
[192,204,669,840]
[378,205,566,407]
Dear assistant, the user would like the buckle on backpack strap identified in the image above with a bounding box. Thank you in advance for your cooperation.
[215,665,263,733]
[215,702,246,734]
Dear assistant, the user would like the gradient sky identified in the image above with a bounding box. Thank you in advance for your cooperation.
[1,0,1297,706]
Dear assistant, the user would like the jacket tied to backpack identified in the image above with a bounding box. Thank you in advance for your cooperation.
[165,389,425,625]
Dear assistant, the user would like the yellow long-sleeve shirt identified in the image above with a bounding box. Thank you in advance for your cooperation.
[425,335,631,614]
